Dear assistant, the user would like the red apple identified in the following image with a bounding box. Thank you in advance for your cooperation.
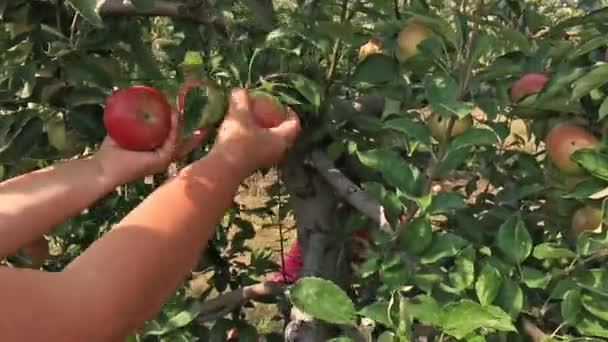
[103,85,172,151]
[249,91,287,128]
[510,72,549,102]
[545,122,598,175]
[395,23,431,63]
[358,38,383,62]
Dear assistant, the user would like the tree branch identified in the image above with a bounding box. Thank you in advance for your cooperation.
[308,150,392,233]
[98,0,223,26]
[197,281,286,323]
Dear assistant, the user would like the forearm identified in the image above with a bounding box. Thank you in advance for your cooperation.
[0,157,119,256]
[62,150,248,334]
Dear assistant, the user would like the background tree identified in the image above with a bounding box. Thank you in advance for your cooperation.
[3,0,608,341]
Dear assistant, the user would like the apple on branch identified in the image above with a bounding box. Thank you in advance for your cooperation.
[544,121,598,176]
[395,22,432,63]
[510,72,549,103]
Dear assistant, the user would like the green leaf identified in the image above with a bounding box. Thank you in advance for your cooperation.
[0,112,43,164]
[357,149,418,194]
[449,246,476,291]
[441,300,517,339]
[600,96,608,121]
[420,232,468,264]
[571,64,608,101]
[577,233,608,256]
[537,67,587,103]
[495,215,532,265]
[532,243,576,259]
[476,263,503,306]
[182,86,208,137]
[563,178,608,199]
[352,54,398,85]
[568,35,608,61]
[164,302,201,333]
[290,277,356,325]
[399,216,432,255]
[561,289,582,326]
[448,126,500,151]
[520,266,551,289]
[424,72,471,118]
[384,118,432,146]
[427,191,466,214]
[574,268,608,297]
[550,279,580,300]
[571,149,608,181]
[436,147,471,177]
[125,27,163,79]
[404,295,442,327]
[290,74,321,109]
[578,313,608,338]
[581,293,608,321]
[66,0,104,27]
[358,300,392,327]
[498,29,530,54]
[495,278,523,319]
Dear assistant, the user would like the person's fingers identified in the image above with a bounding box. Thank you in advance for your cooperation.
[175,129,207,159]
[227,88,253,123]
[157,110,181,158]
[269,106,301,147]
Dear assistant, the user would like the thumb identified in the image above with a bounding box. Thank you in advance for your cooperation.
[269,106,301,147]
[227,88,253,121]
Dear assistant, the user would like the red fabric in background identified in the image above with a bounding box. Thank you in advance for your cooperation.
[272,229,370,283]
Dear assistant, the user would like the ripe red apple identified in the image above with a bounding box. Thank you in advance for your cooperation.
[571,205,603,237]
[545,122,598,175]
[249,91,287,128]
[428,113,472,143]
[176,76,227,129]
[103,85,172,151]
[395,23,431,63]
[358,38,383,62]
[510,72,549,102]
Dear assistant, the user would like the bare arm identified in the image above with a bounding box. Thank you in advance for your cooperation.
[0,157,118,257]
[0,88,300,341]
[0,112,203,258]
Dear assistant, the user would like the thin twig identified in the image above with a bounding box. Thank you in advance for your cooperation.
[69,13,78,45]
[393,0,401,20]
[197,281,286,322]
[457,0,484,98]
[309,150,393,233]
[324,0,350,96]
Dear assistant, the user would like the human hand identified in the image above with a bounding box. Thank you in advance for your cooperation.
[93,110,206,186]
[209,88,300,174]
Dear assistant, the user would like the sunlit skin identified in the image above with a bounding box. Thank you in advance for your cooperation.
[0,88,300,341]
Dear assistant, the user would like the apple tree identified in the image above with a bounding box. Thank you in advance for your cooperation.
[3,0,608,341]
